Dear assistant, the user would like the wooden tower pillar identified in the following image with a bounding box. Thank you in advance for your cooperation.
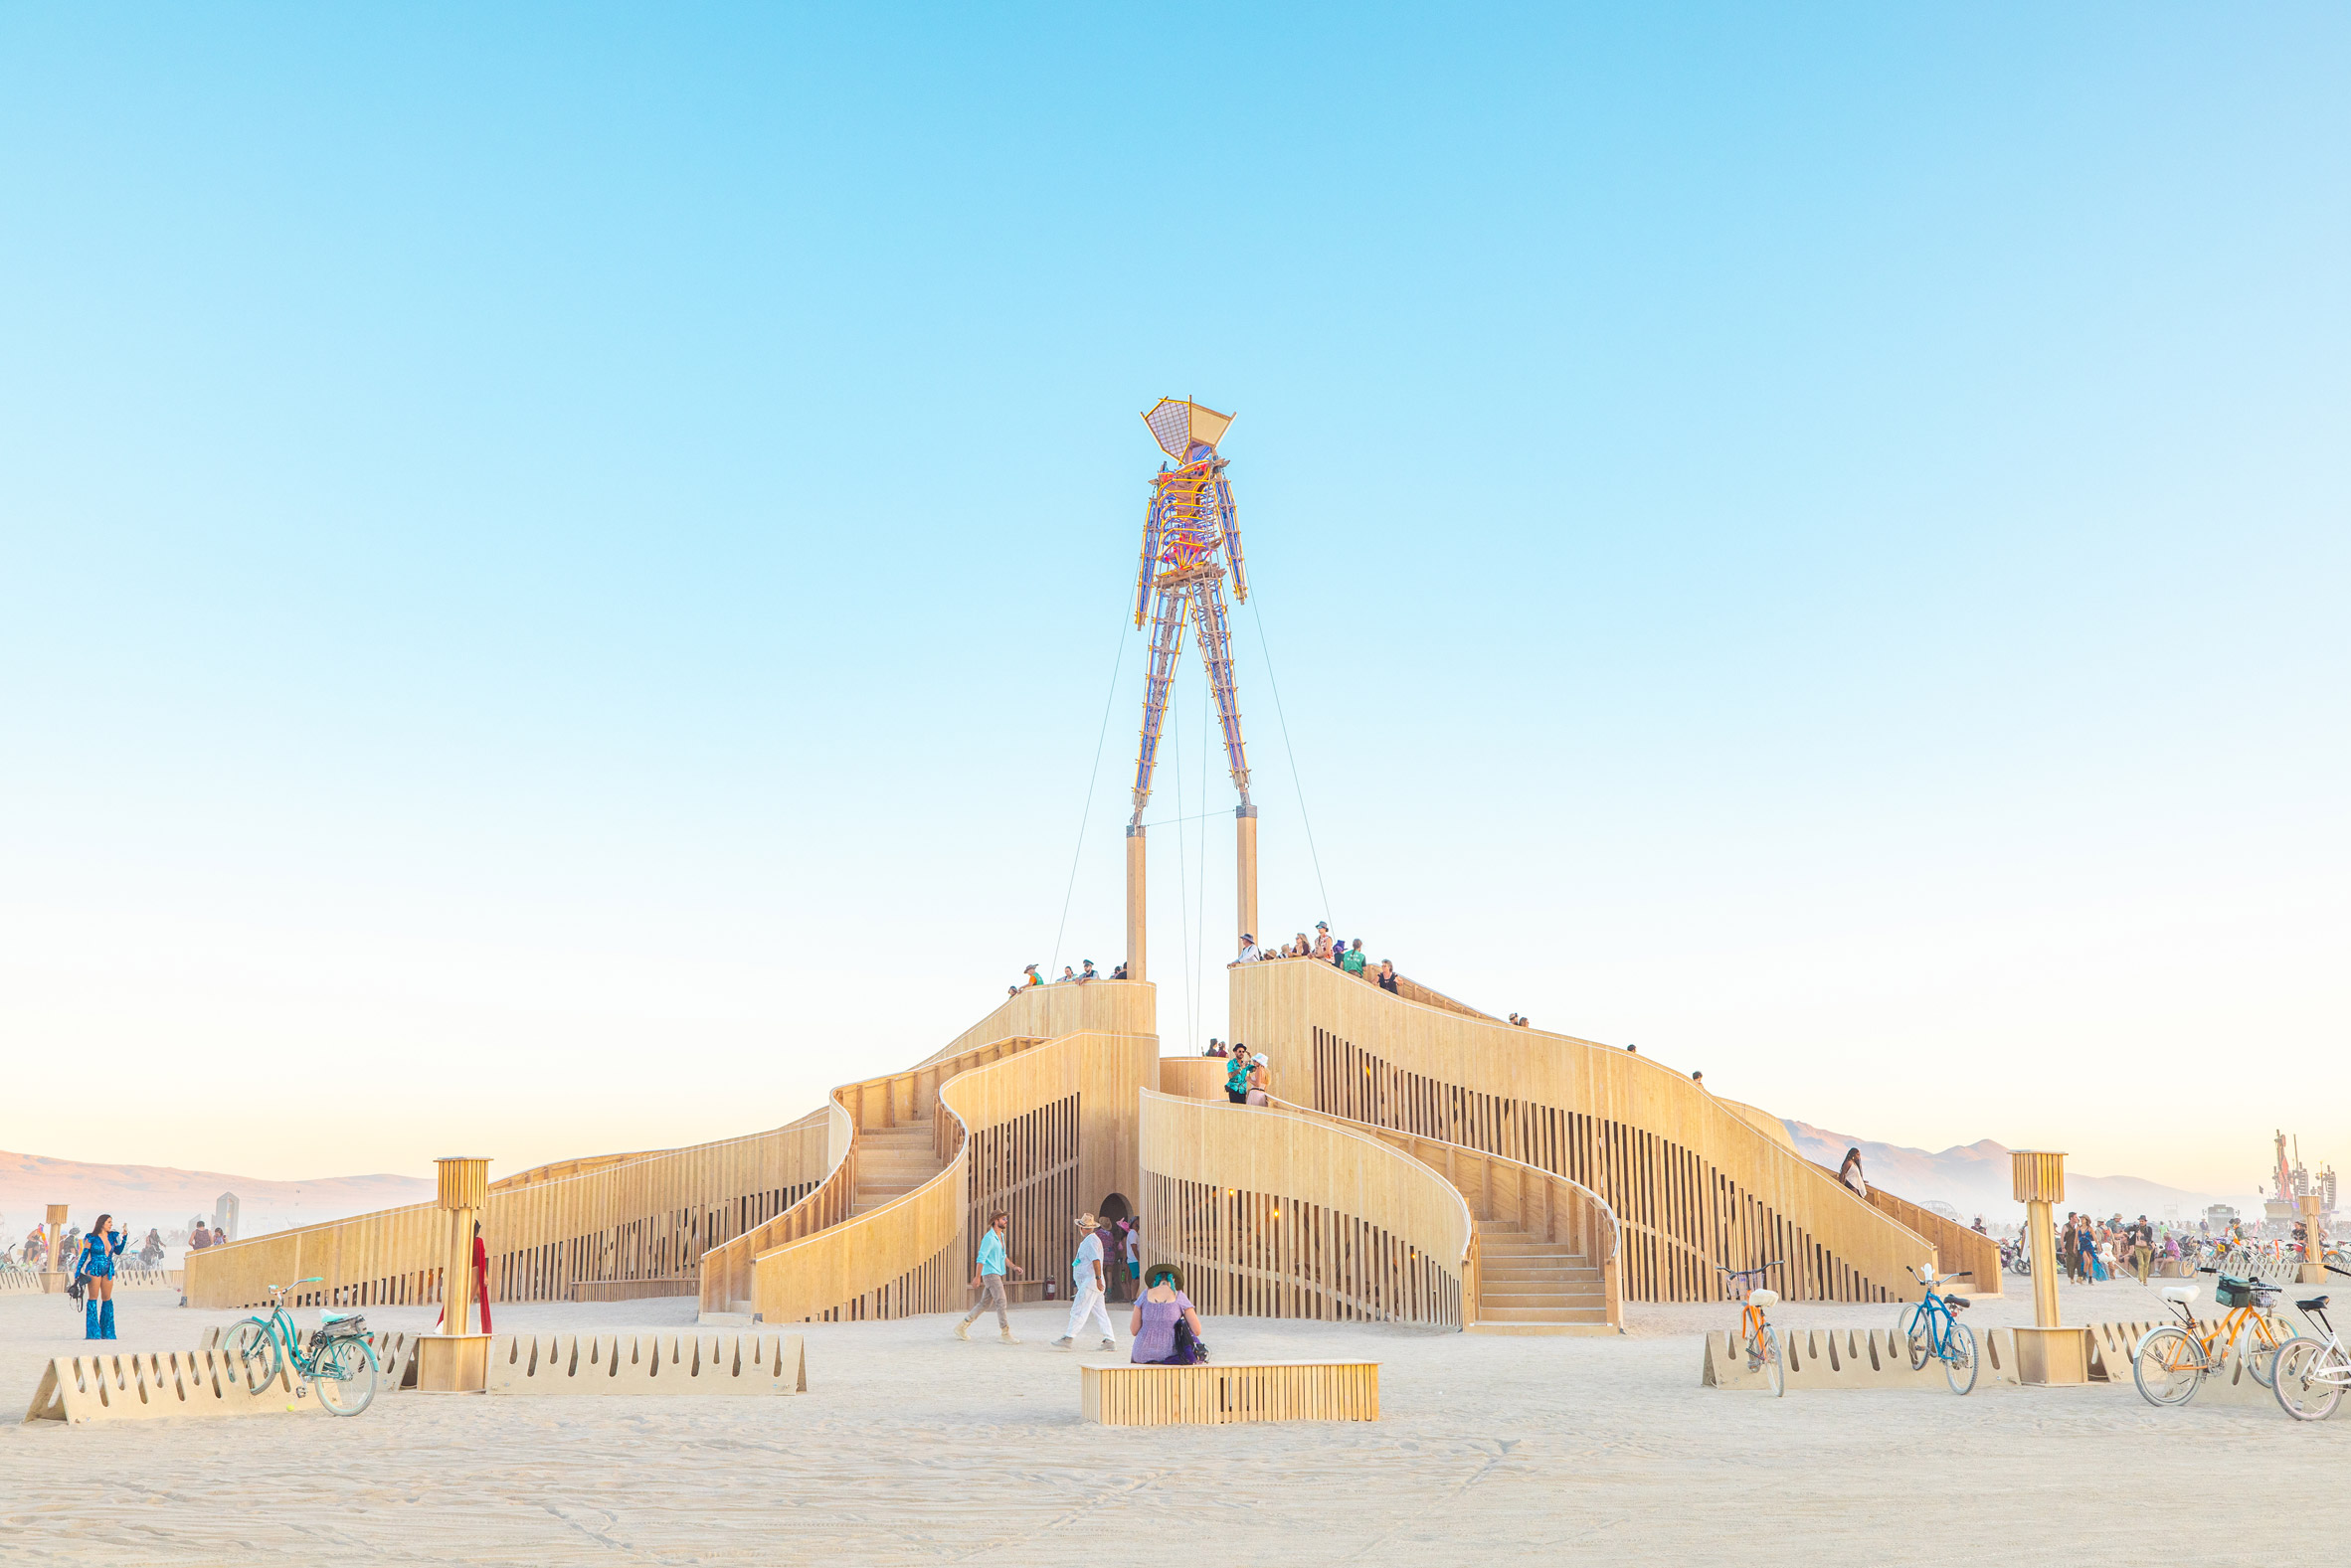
[2008,1149,2087,1384]
[417,1155,491,1393]
[1125,826,1147,984]
[1235,804,1258,954]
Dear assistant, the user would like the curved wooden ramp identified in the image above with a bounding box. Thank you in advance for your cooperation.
[1229,957,1938,1304]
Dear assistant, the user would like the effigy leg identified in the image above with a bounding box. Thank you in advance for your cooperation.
[1130,585,1190,822]
[1188,577,1250,804]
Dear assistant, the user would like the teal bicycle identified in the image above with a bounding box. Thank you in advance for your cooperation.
[220,1278,380,1416]
[1895,1265,1978,1395]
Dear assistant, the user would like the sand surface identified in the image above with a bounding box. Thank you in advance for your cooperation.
[4,1279,2344,1566]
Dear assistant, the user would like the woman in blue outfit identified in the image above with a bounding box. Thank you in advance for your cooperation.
[78,1214,125,1339]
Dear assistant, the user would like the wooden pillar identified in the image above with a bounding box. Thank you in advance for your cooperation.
[2008,1149,2086,1384]
[1125,825,1147,984]
[40,1202,70,1294]
[417,1155,491,1392]
[2300,1194,2326,1285]
[1234,804,1258,956]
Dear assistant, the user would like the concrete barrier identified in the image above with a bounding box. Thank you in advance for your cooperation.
[24,1350,329,1425]
[484,1331,806,1395]
[1703,1326,1954,1391]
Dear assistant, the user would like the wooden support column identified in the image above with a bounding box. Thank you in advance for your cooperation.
[2008,1149,2087,1385]
[1235,804,1258,956]
[40,1202,70,1294]
[417,1155,491,1393]
[1125,825,1147,984]
[2301,1194,2326,1285]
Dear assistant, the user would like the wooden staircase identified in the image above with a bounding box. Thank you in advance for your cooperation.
[1467,1217,1614,1335]
[849,1126,948,1218]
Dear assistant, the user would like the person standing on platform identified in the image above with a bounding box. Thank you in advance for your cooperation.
[1236,933,1261,963]
[1225,1049,1252,1105]
[1053,1212,1117,1351]
[955,1211,1024,1343]
[78,1214,125,1339]
[1341,939,1366,976]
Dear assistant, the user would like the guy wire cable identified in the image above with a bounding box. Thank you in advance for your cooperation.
[1049,611,1129,976]
[1249,594,1333,928]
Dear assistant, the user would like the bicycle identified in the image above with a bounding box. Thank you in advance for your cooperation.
[1894,1266,1978,1394]
[1718,1261,1786,1397]
[2272,1293,2348,1421]
[219,1278,380,1416]
[2130,1269,2288,1408]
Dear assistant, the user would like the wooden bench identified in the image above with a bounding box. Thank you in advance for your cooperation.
[1080,1360,1379,1426]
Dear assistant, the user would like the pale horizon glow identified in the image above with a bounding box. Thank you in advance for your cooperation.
[1,7,2344,1208]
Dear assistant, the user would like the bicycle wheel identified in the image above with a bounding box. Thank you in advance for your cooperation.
[2271,1339,2345,1422]
[1757,1323,1784,1398]
[2132,1325,2204,1407]
[1902,1307,1931,1371]
[1944,1321,1978,1396]
[2246,1325,2282,1389]
[221,1319,280,1390]
[311,1336,379,1417]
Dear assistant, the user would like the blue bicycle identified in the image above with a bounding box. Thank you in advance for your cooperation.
[1895,1265,1978,1395]
[220,1277,380,1416]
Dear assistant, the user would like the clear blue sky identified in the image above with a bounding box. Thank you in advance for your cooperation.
[3,6,2343,1198]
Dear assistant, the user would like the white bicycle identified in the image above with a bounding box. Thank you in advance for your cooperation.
[2272,1293,2348,1421]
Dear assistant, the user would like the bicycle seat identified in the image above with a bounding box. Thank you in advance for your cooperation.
[1946,1295,1970,1311]
[2163,1285,2199,1304]
[1746,1289,1779,1307]
[2297,1297,2329,1312]
[320,1310,360,1324]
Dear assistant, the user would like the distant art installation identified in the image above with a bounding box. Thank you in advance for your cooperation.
[1125,399,1256,982]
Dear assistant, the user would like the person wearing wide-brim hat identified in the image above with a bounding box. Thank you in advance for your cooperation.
[1052,1211,1118,1351]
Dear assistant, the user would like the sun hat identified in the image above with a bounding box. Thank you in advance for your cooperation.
[1074,1212,1099,1230]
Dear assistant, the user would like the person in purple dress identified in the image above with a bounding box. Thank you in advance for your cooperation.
[1128,1263,1206,1364]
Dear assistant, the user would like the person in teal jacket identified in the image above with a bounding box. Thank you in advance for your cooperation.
[78,1214,126,1340]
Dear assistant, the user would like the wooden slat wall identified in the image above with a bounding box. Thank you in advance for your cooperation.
[1269,1098,1624,1330]
[751,1030,1161,1323]
[186,1110,840,1311]
[1862,1182,2004,1297]
[1138,1090,1471,1329]
[1230,958,1936,1305]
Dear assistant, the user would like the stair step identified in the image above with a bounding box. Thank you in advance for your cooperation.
[1467,1322,1618,1337]
[1476,1305,1612,1323]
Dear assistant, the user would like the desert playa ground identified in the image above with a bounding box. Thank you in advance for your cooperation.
[3,1280,2341,1567]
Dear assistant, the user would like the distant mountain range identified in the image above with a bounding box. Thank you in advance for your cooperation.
[0,1149,432,1242]
[1782,1122,2238,1223]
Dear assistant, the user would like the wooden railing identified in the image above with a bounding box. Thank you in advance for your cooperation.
[1138,1090,1475,1329]
[1235,956,1938,1303]
[1273,1098,1624,1331]
[1858,1181,2004,1298]
[697,1036,1040,1313]
[187,1110,835,1310]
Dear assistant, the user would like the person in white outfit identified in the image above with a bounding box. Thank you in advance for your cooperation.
[1054,1211,1117,1350]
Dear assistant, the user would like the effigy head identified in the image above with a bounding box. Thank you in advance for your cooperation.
[1142,398,1233,459]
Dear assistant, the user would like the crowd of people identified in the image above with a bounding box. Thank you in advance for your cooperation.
[1233,922,1400,993]
[1009,958,1125,995]
[1195,1040,1273,1106]
[951,1208,1200,1364]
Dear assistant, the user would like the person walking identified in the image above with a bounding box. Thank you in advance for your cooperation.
[1052,1212,1117,1351]
[955,1211,1024,1343]
[2130,1215,2155,1285]
[78,1213,126,1340]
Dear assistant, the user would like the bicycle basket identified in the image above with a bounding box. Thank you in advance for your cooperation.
[2215,1276,2255,1308]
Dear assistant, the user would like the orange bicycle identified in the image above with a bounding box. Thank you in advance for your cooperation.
[1719,1261,1786,1397]
[2131,1270,2288,1407]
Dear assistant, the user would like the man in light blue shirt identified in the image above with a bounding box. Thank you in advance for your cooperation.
[955,1212,1024,1343]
